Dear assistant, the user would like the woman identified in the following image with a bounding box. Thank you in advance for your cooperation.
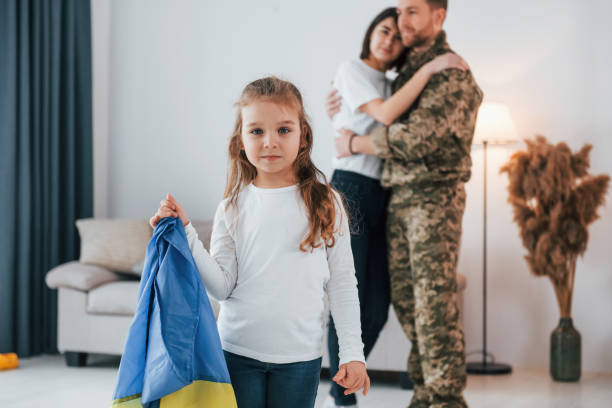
[324,7,467,408]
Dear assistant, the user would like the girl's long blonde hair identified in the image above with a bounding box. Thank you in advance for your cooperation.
[224,76,342,252]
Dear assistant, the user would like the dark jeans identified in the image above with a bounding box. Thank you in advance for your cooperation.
[328,170,391,406]
[224,350,322,408]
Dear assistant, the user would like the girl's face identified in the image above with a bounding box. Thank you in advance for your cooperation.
[240,101,301,186]
[369,17,404,66]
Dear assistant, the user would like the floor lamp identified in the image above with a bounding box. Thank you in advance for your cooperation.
[467,102,519,375]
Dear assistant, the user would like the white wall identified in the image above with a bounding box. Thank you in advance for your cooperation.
[93,0,612,372]
[91,0,110,218]
[448,0,612,374]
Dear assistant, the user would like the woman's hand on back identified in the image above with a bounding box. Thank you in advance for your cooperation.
[428,52,470,75]
[149,193,190,228]
[326,88,342,120]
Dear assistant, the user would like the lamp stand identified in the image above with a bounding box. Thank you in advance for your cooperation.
[466,140,512,375]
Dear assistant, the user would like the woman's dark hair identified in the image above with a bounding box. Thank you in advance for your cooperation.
[359,7,407,71]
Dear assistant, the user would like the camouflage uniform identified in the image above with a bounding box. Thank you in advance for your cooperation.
[370,31,483,408]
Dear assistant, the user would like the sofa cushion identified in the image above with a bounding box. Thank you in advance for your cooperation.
[45,261,119,291]
[76,218,152,275]
[87,281,140,316]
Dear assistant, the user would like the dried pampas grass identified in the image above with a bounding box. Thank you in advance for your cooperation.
[500,136,610,318]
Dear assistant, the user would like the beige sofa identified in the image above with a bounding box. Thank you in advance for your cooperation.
[45,219,215,366]
[45,218,466,380]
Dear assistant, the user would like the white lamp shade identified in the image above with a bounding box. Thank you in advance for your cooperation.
[473,102,520,145]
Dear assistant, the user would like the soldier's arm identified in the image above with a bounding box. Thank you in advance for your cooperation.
[367,70,474,162]
[349,134,377,155]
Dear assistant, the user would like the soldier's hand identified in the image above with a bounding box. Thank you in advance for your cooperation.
[326,88,342,120]
[335,128,354,158]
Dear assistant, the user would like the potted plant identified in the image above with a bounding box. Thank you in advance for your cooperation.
[500,136,609,382]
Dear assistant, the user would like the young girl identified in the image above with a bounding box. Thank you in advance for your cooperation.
[323,7,467,408]
[150,77,369,408]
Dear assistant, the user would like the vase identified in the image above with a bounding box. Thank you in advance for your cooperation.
[550,317,581,382]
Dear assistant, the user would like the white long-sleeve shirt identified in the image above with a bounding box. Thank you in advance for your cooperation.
[331,59,390,179]
[184,183,365,366]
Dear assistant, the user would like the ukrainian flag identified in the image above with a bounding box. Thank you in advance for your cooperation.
[112,217,236,408]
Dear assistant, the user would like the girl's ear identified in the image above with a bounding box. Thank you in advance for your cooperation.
[238,132,245,150]
[300,123,310,148]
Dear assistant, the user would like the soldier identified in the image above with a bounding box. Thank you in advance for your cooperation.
[330,0,483,406]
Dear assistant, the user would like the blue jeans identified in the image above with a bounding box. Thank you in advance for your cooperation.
[328,170,391,406]
[224,350,322,408]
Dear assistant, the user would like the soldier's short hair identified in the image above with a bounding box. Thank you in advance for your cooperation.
[426,0,447,10]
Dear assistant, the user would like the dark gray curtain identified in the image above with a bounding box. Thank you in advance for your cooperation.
[0,0,93,356]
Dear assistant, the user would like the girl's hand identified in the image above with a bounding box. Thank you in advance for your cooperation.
[332,361,370,396]
[149,193,190,228]
[428,52,470,75]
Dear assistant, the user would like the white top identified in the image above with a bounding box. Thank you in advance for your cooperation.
[331,59,391,180]
[184,184,365,366]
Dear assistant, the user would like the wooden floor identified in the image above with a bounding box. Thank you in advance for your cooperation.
[1,354,611,407]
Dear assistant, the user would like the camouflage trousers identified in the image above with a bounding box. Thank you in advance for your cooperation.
[387,182,467,408]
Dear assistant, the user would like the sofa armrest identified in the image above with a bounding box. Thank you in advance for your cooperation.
[46,261,120,292]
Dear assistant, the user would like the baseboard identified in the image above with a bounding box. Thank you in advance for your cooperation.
[320,368,413,389]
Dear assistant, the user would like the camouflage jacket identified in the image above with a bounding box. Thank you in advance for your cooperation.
[370,31,483,188]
